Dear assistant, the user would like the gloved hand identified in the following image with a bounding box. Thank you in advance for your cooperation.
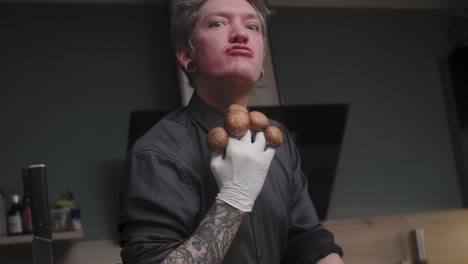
[210,130,276,212]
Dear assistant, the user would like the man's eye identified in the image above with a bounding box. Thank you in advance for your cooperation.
[246,24,259,31]
[209,21,224,28]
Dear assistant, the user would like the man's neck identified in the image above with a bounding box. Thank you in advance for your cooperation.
[195,77,254,113]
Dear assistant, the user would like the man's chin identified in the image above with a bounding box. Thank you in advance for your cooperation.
[222,71,259,85]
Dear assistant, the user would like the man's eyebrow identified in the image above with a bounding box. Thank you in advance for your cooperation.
[202,11,260,21]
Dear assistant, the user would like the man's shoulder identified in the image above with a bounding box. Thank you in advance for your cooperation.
[268,118,284,129]
[130,108,191,157]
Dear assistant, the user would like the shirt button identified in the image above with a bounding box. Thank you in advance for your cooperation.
[252,210,256,216]
[258,252,264,260]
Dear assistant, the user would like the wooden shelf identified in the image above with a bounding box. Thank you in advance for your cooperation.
[0,230,84,246]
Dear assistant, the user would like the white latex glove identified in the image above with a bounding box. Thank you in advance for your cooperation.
[210,130,276,212]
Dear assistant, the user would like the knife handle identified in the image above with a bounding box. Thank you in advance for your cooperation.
[410,228,428,264]
[29,164,52,239]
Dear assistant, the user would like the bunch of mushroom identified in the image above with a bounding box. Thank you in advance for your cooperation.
[207,104,283,153]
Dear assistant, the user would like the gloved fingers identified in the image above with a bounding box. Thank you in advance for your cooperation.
[226,137,237,154]
[210,152,226,188]
[239,129,252,143]
[263,147,276,162]
[253,131,266,150]
[210,151,224,169]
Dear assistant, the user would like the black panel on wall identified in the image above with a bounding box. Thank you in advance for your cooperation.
[448,46,468,128]
[127,104,349,220]
[448,45,468,208]
[251,104,349,220]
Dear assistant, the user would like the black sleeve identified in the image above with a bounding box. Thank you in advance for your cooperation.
[118,150,199,264]
[282,228,343,263]
[280,125,343,264]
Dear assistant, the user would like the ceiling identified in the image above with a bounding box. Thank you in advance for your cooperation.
[1,0,468,9]
[268,0,468,9]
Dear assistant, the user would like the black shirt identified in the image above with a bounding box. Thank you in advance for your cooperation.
[119,92,343,264]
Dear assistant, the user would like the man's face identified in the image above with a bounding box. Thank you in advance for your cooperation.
[191,0,265,85]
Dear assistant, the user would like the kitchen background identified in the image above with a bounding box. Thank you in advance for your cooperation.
[0,1,467,241]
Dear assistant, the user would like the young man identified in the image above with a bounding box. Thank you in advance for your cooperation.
[119,0,344,263]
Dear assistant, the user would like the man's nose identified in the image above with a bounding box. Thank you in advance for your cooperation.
[229,24,249,44]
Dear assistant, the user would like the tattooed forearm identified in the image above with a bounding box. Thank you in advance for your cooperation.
[162,200,244,264]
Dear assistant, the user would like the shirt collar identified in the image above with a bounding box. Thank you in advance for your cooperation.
[187,92,225,132]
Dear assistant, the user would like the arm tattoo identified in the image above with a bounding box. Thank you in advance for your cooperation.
[162,200,244,264]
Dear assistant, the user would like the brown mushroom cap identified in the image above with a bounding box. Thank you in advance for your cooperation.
[224,110,250,138]
[207,127,229,153]
[227,104,248,113]
[249,111,269,132]
[264,126,283,148]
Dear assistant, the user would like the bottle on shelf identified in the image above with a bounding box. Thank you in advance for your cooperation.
[22,168,33,234]
[0,190,7,236]
[7,194,23,236]
[70,206,82,231]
